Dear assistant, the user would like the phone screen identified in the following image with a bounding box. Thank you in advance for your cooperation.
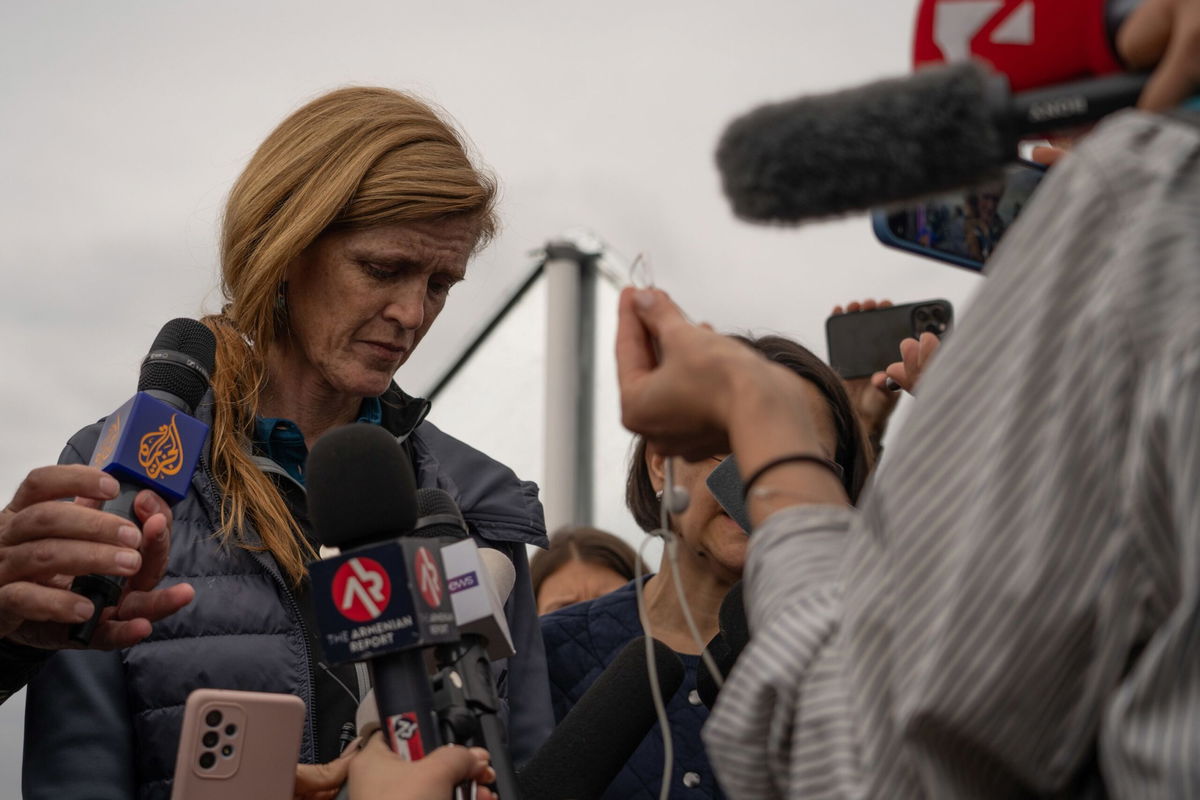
[872,160,1046,271]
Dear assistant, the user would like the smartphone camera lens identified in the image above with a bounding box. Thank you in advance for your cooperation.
[225,724,237,736]
[205,710,223,727]
[199,752,216,770]
[930,306,947,323]
[915,309,930,323]
[202,731,219,748]
[221,745,235,758]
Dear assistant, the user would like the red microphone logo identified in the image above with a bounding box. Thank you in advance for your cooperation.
[332,557,392,622]
[414,547,443,608]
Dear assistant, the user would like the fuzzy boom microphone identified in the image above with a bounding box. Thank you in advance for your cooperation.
[716,60,1148,223]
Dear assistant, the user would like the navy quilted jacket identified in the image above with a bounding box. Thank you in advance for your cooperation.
[21,388,553,800]
[540,579,726,799]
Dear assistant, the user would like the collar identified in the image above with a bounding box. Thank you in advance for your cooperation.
[253,396,387,486]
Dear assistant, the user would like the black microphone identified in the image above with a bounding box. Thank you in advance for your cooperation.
[307,424,458,761]
[517,636,686,800]
[412,488,522,800]
[696,581,748,709]
[69,318,216,644]
[716,61,1149,223]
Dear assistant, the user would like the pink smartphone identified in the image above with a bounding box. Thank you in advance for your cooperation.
[170,689,306,800]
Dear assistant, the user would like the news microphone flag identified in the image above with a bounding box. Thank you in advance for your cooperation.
[309,540,458,664]
[89,392,209,504]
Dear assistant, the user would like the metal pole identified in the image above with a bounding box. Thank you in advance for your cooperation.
[542,244,583,536]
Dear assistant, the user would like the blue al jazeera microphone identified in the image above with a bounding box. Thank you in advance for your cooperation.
[69,318,216,644]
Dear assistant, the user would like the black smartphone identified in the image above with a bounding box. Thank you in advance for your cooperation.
[706,455,751,534]
[871,159,1047,271]
[825,300,953,380]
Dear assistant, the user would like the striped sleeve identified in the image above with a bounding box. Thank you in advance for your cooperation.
[1101,346,1200,797]
[704,506,858,800]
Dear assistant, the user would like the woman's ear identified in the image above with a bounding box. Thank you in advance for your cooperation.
[646,446,666,493]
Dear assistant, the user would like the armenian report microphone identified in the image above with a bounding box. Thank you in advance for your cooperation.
[306,424,459,761]
[715,60,1149,223]
[69,318,216,645]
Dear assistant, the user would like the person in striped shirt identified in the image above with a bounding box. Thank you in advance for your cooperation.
[613,6,1200,794]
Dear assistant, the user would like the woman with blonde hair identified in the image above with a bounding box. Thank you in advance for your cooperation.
[21,87,552,799]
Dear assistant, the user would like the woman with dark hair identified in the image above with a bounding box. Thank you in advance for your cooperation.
[532,525,645,614]
[540,333,871,800]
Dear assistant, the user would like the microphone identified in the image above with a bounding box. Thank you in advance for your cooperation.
[306,424,459,761]
[715,60,1149,223]
[696,581,748,709]
[69,318,216,644]
[517,637,686,800]
[912,0,1126,93]
[411,488,521,800]
[414,488,516,660]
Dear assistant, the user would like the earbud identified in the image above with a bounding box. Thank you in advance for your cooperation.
[656,486,691,515]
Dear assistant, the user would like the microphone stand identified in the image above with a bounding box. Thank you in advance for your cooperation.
[433,638,521,800]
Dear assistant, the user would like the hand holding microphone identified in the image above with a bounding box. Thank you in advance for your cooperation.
[65,318,215,645]
[0,464,192,651]
[293,735,497,800]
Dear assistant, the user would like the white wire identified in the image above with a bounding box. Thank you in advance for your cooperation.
[662,457,726,694]
[635,532,674,800]
[625,253,724,796]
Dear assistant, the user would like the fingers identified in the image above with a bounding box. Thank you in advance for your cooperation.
[1119,0,1200,110]
[832,299,892,315]
[1118,0,1175,69]
[0,536,142,585]
[5,465,120,516]
[615,287,661,389]
[421,743,494,786]
[918,331,941,365]
[626,287,689,341]
[128,491,173,592]
[884,334,942,395]
[87,584,195,648]
[1,498,141,549]
[81,618,154,651]
[0,582,96,629]
[1030,146,1069,167]
[900,337,921,385]
[294,745,357,796]
[116,582,194,623]
[1140,12,1200,110]
[884,361,911,393]
[467,747,497,785]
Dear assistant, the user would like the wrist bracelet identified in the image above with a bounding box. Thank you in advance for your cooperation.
[741,453,844,500]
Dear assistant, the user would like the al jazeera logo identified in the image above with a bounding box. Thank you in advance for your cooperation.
[138,414,185,480]
[92,414,121,466]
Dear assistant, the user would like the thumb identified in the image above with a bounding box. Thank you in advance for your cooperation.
[294,744,358,795]
[629,288,689,340]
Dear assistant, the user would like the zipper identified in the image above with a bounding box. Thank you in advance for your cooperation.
[196,451,321,763]
[252,547,320,763]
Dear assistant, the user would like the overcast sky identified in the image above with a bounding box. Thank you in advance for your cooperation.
[0,0,986,782]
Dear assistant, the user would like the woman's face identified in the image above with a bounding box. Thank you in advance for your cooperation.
[537,559,630,615]
[280,217,477,400]
[647,377,838,584]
